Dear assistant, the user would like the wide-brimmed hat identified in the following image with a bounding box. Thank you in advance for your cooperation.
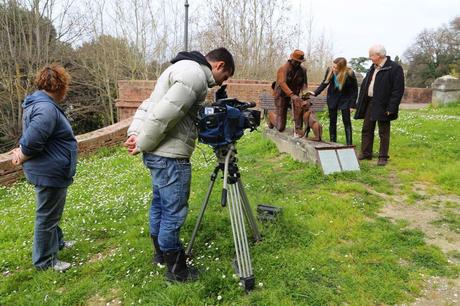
[290,49,305,62]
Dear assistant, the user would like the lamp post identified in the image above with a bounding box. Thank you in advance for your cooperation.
[184,0,189,51]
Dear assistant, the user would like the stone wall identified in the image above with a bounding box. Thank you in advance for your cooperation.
[0,119,131,186]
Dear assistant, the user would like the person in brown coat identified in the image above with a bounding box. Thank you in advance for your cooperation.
[268,49,313,137]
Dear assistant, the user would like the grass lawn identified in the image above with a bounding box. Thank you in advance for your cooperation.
[1,103,459,305]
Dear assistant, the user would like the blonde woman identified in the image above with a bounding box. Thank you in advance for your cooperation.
[309,57,358,145]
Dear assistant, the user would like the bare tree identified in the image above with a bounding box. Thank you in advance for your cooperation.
[291,1,334,82]
[404,17,460,87]
[0,0,77,151]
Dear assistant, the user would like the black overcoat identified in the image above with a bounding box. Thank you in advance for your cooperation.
[313,68,358,110]
[354,56,405,121]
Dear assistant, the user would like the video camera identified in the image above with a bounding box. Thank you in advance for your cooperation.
[196,85,260,148]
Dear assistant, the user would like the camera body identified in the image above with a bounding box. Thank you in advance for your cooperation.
[196,96,260,148]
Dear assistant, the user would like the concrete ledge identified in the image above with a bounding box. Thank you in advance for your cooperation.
[263,128,350,164]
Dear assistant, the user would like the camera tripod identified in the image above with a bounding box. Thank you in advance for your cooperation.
[185,143,262,291]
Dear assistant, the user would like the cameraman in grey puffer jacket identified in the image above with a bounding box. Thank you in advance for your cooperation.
[125,48,234,282]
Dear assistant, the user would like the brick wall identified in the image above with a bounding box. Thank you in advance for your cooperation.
[115,79,433,120]
[402,87,432,104]
[0,119,131,186]
[115,79,275,121]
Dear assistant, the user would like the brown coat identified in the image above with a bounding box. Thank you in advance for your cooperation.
[274,61,308,98]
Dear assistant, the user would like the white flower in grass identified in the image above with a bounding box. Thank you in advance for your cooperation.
[222,274,226,279]
[258,282,263,287]
[217,295,222,301]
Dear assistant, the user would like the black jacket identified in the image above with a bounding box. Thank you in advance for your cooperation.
[354,56,405,121]
[313,68,358,110]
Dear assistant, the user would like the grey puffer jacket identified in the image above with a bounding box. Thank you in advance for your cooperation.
[128,56,216,158]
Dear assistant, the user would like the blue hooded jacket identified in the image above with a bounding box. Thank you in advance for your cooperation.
[19,90,78,187]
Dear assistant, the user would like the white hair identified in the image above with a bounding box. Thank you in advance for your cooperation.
[369,44,387,57]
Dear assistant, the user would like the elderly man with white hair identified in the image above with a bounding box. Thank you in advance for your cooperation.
[354,44,405,166]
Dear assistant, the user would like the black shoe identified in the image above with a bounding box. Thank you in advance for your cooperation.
[358,154,372,160]
[377,158,388,166]
[164,250,199,282]
[151,235,164,265]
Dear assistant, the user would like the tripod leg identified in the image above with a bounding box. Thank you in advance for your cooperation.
[185,166,220,257]
[237,179,262,242]
[228,183,255,291]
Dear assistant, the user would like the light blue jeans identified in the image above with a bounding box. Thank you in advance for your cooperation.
[33,186,67,269]
[143,153,191,252]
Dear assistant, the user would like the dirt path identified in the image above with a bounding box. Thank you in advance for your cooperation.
[370,176,460,306]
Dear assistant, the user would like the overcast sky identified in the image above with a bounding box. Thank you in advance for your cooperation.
[291,0,459,60]
[183,0,458,61]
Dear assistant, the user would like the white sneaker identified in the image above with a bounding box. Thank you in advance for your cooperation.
[62,240,76,249]
[52,260,71,272]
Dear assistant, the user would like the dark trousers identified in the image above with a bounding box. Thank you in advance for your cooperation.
[361,100,391,158]
[33,186,67,269]
[273,97,290,132]
[329,108,352,143]
[272,96,303,132]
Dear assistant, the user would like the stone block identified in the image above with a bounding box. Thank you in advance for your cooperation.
[432,75,460,106]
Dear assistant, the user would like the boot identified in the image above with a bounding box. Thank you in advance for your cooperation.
[267,112,276,129]
[344,125,353,145]
[329,120,337,143]
[164,250,199,282]
[151,235,164,265]
[329,134,337,143]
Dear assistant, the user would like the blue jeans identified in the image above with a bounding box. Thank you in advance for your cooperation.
[143,153,191,252]
[33,186,67,269]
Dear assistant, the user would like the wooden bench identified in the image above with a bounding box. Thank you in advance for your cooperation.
[259,92,327,115]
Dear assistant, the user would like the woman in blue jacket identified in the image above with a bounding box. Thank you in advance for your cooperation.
[309,57,358,145]
[11,64,77,272]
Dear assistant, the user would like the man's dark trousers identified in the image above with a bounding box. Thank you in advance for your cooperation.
[361,98,391,159]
